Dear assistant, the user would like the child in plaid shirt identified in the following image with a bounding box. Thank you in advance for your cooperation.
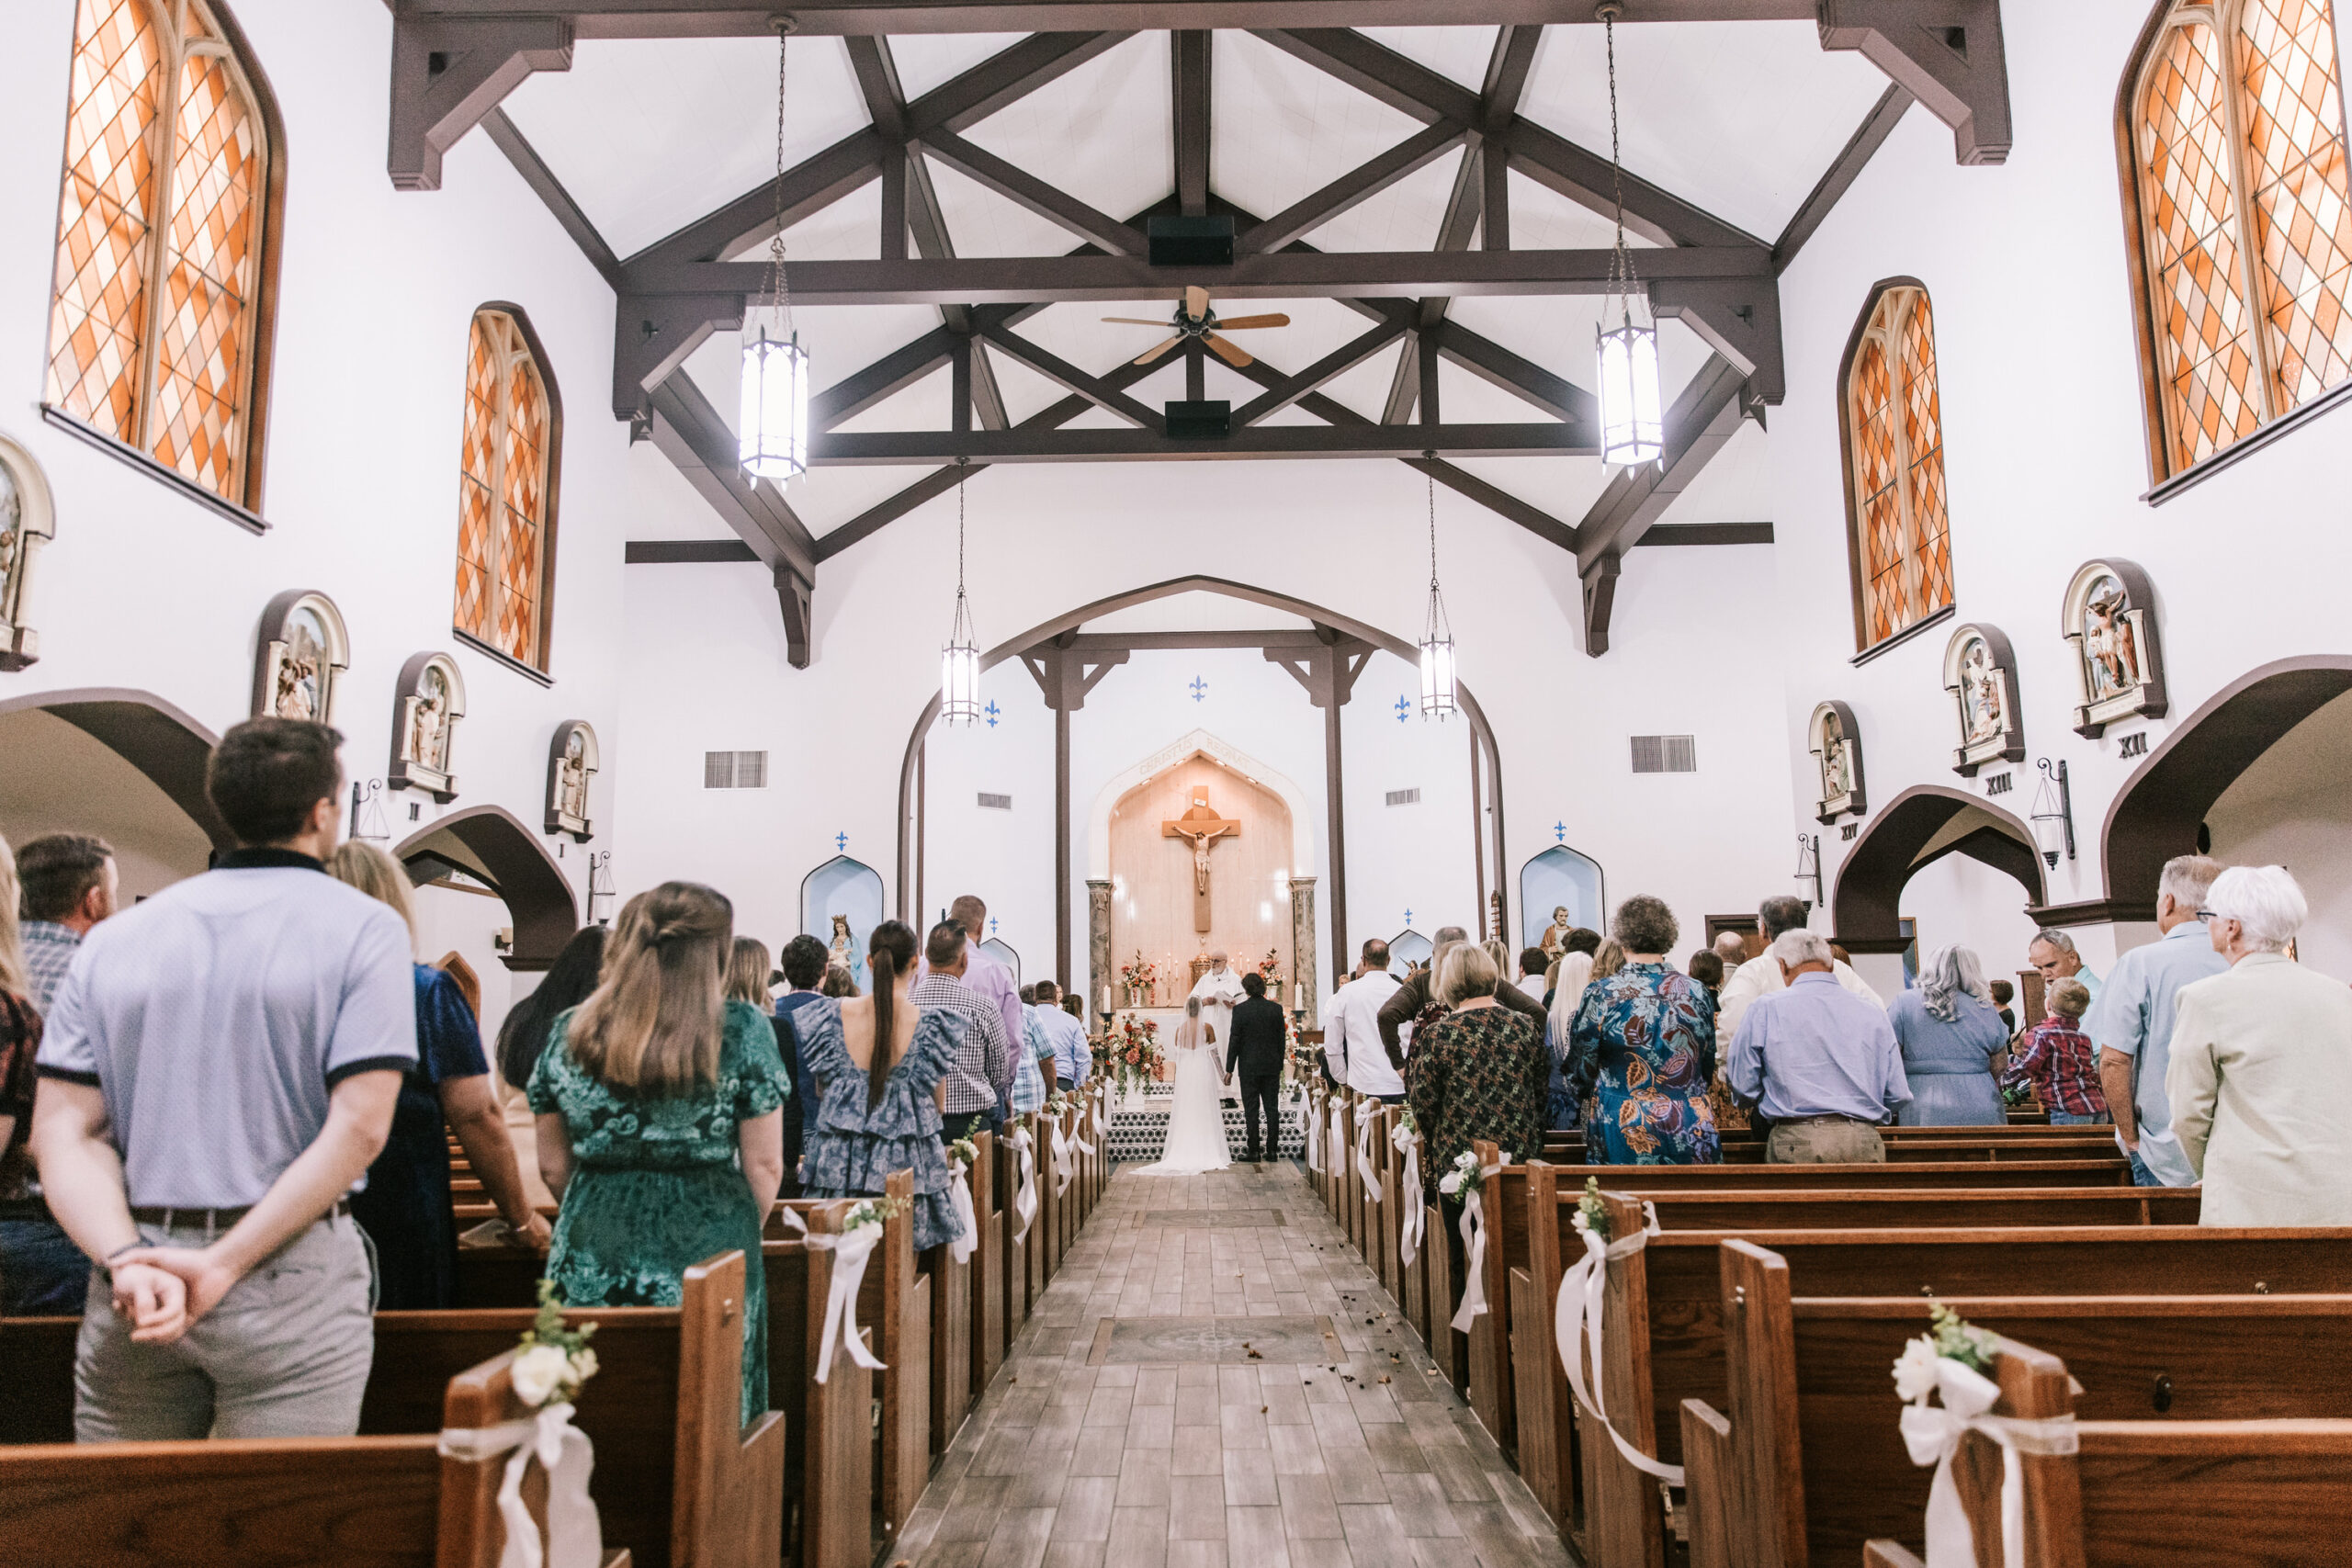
[2000,977,2109,1123]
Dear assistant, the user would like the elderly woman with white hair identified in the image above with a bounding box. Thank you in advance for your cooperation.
[2167,865,2352,1226]
[1885,945,2011,1124]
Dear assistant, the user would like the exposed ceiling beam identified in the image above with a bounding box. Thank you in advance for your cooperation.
[645,373,819,585]
[974,324,1167,430]
[917,129,1150,254]
[1236,119,1468,256]
[1173,30,1213,217]
[388,4,1822,37]
[1229,317,1414,427]
[811,325,958,431]
[481,108,618,285]
[387,15,574,191]
[1817,0,2011,165]
[621,244,1775,303]
[1774,81,1914,273]
[1430,319,1595,426]
[807,422,1594,464]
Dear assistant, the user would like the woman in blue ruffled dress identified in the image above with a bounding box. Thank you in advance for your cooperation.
[797,919,963,1254]
[1566,896,1721,1165]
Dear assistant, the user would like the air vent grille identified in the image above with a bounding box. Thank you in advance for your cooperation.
[1630,736,1697,774]
[1385,788,1420,807]
[978,792,1012,810]
[704,750,769,789]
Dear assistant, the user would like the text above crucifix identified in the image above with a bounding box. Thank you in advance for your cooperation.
[1162,789,1240,934]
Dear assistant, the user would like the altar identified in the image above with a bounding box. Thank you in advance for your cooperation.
[1100,1079,1308,1165]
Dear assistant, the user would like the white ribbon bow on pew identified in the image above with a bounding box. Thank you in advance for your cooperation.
[946,1159,978,1266]
[1049,1118,1073,1194]
[1328,1100,1347,1174]
[1304,1098,1325,1173]
[1008,1125,1040,1242]
[1552,1202,1685,1484]
[438,1402,603,1568]
[778,1208,889,1383]
[1900,1356,2078,1568]
[1391,1124,1422,1267]
[1353,1100,1385,1204]
[1449,1162,1503,1333]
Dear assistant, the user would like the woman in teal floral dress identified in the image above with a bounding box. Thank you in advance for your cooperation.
[797,919,965,1252]
[1565,896,1721,1165]
[529,883,789,1420]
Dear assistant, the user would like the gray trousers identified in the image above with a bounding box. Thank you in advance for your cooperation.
[1766,1117,1886,1164]
[75,1213,376,1442]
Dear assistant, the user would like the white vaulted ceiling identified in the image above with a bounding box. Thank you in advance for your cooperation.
[501,22,1899,546]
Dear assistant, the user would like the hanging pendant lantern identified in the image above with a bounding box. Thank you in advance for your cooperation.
[941,459,982,726]
[741,19,809,480]
[1418,463,1456,720]
[1593,4,1663,468]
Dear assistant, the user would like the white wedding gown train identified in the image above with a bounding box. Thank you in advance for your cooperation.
[1137,1026,1231,1174]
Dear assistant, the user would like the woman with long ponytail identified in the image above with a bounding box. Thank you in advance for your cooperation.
[797,919,964,1254]
[527,881,791,1421]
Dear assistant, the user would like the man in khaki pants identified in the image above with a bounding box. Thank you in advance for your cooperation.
[1724,929,1911,1163]
[34,717,413,1440]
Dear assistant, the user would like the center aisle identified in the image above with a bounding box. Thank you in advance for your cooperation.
[889,1159,1574,1568]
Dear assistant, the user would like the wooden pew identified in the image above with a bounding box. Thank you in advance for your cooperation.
[1538,1189,2352,1568]
[1702,1242,2352,1568]
[1375,1102,1405,1306]
[1532,1159,2132,1190]
[873,1170,932,1546]
[977,1130,1009,1393]
[1006,1115,1035,1345]
[0,1253,777,1568]
[1537,1133,2123,1165]
[920,1170,975,1458]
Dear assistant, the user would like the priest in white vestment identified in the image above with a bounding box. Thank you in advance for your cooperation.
[1189,949,1249,1103]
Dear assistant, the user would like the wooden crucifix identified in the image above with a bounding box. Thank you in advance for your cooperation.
[1162,789,1241,934]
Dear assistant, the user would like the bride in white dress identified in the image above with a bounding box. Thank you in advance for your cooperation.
[1137,997,1233,1174]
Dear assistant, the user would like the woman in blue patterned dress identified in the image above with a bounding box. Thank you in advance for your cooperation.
[529,882,790,1420]
[1566,896,1721,1165]
[797,919,964,1254]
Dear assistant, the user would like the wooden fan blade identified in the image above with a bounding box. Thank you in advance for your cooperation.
[1211,314,1290,330]
[1204,333,1254,368]
[1185,285,1210,319]
[1133,336,1182,366]
[1102,316,1172,326]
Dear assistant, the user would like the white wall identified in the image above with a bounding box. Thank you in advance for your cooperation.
[0,2,639,1017]
[2205,689,2352,978]
[1769,0,2352,973]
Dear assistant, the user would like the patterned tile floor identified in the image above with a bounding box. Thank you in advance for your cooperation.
[889,1159,1577,1568]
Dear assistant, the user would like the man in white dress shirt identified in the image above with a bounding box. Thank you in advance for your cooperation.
[1716,896,1883,1043]
[1187,949,1248,1100]
[1325,939,1406,1101]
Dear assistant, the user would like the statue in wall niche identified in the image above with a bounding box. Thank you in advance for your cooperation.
[543,720,601,840]
[2059,558,2167,739]
[252,590,350,725]
[1959,640,2003,746]
[1807,700,1866,822]
[274,616,326,721]
[2083,580,2137,701]
[829,914,854,974]
[1940,624,2027,777]
[557,730,590,820]
[409,666,450,773]
[390,651,467,803]
[1541,907,1573,962]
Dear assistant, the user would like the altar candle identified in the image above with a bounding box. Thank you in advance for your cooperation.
[1101,985,1112,1015]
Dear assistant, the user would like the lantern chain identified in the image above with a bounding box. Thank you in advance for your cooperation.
[763,18,796,330]
[1599,4,1639,327]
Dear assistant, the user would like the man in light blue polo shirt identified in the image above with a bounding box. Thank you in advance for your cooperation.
[33,717,414,1441]
[1032,980,1090,1093]
[1727,929,1913,1163]
[2084,854,2227,1188]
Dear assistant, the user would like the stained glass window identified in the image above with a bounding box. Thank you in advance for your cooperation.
[1845,286,1955,650]
[455,309,557,671]
[45,0,270,507]
[2132,0,2352,476]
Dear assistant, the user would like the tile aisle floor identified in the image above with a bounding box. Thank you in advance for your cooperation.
[888,1159,1577,1568]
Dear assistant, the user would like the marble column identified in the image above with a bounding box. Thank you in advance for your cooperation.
[1289,875,1319,1028]
[1086,878,1112,1026]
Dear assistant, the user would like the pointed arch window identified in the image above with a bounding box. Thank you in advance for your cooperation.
[455,307,560,672]
[45,0,280,510]
[1840,282,1954,651]
[2127,0,2352,479]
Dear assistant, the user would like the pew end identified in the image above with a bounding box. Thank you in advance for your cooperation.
[1861,1543,1928,1568]
[1678,1400,1734,1568]
[672,1251,786,1568]
[437,1351,636,1568]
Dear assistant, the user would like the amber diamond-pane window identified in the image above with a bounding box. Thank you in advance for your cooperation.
[2237,0,2352,409]
[43,0,268,507]
[1847,288,1954,650]
[453,310,556,671]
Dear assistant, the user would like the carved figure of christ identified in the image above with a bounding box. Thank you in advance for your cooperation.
[1162,795,1241,934]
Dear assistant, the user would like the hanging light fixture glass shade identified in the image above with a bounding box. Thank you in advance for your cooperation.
[1418,464,1456,719]
[741,19,808,481]
[1597,310,1663,466]
[739,319,808,479]
[1592,3,1663,468]
[941,460,982,726]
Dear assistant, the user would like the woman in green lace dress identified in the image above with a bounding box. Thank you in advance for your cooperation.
[528,882,789,1420]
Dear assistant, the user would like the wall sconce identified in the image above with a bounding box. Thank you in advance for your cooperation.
[1793,831,1823,912]
[2030,759,2075,867]
[348,778,390,844]
[587,850,615,926]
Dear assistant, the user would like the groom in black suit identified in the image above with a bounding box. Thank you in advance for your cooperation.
[1225,972,1290,1165]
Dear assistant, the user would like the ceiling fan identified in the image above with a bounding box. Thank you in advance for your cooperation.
[1103,286,1290,368]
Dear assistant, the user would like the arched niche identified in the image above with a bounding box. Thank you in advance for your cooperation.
[1831,784,2046,954]
[1388,929,1432,976]
[979,935,1021,990]
[2099,655,2352,921]
[0,687,228,896]
[393,805,577,972]
[1085,730,1317,882]
[253,589,350,725]
[1519,844,1605,950]
[388,651,466,802]
[803,854,885,988]
[897,574,1505,920]
[0,431,58,671]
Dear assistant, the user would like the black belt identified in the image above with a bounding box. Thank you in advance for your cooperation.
[130,1198,349,1229]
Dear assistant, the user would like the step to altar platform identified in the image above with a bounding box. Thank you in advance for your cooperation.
[1099,1082,1308,1164]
